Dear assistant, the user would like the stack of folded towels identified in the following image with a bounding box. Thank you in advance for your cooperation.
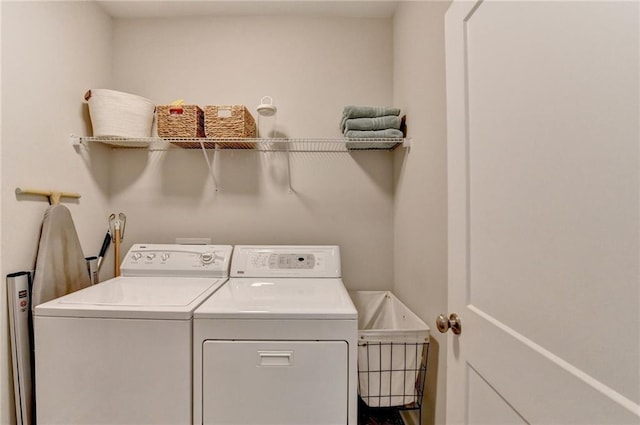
[341,105,404,139]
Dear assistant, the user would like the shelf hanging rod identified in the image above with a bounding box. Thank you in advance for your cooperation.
[15,187,81,205]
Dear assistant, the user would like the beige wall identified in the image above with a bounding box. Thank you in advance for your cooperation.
[393,2,450,425]
[107,15,396,290]
[1,2,112,423]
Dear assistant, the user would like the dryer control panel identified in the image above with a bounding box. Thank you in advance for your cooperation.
[121,244,233,278]
[231,245,341,278]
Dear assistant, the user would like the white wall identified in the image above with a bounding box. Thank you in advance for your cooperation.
[393,2,450,425]
[107,15,396,289]
[0,2,112,423]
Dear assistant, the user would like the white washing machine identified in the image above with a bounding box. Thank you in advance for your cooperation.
[34,243,233,425]
[193,245,358,425]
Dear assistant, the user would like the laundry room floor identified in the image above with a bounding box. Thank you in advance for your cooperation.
[358,400,408,425]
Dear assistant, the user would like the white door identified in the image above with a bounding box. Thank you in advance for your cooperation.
[445,1,639,423]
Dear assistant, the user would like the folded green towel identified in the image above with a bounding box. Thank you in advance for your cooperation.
[342,105,401,119]
[342,115,402,132]
[344,129,404,139]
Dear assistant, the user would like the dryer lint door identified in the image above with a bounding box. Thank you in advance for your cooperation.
[202,340,348,424]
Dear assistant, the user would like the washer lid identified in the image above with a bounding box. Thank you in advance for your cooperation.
[34,276,228,320]
[194,278,357,320]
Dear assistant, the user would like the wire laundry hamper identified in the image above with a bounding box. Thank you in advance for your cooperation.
[358,340,429,409]
[350,291,430,425]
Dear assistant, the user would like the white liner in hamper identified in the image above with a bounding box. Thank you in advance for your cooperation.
[84,89,155,147]
[349,291,430,408]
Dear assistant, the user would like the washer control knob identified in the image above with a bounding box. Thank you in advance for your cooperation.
[146,253,156,261]
[201,252,215,264]
[161,253,170,261]
[132,252,142,260]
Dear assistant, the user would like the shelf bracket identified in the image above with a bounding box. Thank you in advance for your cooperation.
[199,140,218,192]
[286,148,294,194]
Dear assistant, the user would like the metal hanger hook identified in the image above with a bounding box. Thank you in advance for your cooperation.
[118,213,126,241]
[108,213,126,242]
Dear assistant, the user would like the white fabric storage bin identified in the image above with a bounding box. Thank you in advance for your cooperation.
[349,291,430,408]
[85,89,154,143]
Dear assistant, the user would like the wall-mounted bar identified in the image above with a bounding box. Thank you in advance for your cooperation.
[15,188,81,205]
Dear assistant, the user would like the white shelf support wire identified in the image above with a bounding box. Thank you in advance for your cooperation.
[286,150,294,194]
[199,140,218,192]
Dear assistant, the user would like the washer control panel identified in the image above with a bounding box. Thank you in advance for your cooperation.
[121,244,233,278]
[231,246,340,278]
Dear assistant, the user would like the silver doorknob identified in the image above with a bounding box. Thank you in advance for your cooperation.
[436,313,462,335]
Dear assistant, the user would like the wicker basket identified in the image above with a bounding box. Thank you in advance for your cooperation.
[204,105,256,148]
[157,105,205,147]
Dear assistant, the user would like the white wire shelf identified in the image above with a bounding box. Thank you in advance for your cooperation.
[71,136,410,152]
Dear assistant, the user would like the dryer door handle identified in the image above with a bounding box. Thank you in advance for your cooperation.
[257,351,294,366]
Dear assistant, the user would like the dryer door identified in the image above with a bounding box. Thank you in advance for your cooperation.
[202,340,348,424]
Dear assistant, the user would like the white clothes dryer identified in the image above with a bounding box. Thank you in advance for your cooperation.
[193,245,358,425]
[34,243,233,425]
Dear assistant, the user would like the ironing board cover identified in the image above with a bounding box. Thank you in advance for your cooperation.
[31,205,90,312]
